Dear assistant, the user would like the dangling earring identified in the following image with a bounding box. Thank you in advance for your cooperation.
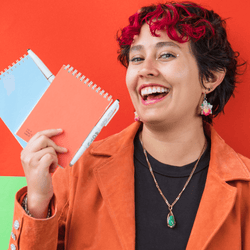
[200,93,213,116]
[134,111,140,121]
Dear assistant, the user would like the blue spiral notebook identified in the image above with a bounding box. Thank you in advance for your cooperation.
[0,52,51,148]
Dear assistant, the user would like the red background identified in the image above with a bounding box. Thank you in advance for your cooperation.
[0,0,249,177]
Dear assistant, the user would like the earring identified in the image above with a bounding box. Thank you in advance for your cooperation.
[134,111,140,121]
[200,93,213,116]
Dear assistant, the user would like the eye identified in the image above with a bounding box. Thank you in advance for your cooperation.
[157,53,177,61]
[129,56,144,64]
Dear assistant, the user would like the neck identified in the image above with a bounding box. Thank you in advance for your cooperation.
[140,118,207,166]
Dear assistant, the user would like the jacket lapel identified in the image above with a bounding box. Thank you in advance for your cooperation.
[186,167,237,250]
[91,122,141,250]
[187,125,250,250]
[90,122,250,250]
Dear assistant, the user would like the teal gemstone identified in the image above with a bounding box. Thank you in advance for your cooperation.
[167,213,176,228]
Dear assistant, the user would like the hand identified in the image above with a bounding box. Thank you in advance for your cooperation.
[20,129,68,218]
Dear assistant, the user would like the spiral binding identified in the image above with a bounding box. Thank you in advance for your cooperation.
[64,64,112,101]
[0,54,28,80]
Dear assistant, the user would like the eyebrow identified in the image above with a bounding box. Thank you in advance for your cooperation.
[130,41,181,53]
[156,41,181,49]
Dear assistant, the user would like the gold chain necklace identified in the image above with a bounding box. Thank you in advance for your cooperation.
[140,138,207,228]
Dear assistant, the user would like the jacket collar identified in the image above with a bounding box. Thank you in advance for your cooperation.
[92,122,250,182]
[91,122,250,250]
[203,122,250,181]
[90,122,140,157]
[91,122,139,250]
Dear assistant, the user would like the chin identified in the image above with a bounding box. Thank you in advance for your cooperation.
[139,115,165,125]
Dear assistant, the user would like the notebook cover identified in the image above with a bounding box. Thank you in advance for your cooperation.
[0,118,24,176]
[0,54,50,148]
[16,65,113,167]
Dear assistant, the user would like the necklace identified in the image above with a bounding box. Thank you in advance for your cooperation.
[140,138,207,228]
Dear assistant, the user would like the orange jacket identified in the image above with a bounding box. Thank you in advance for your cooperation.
[9,122,250,250]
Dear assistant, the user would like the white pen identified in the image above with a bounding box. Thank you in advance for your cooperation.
[69,99,120,166]
[27,49,55,83]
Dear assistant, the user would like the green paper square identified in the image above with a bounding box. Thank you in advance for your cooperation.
[0,176,27,249]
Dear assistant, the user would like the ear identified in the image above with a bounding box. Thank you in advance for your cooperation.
[202,69,226,93]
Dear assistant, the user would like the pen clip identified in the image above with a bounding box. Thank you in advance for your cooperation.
[105,101,119,126]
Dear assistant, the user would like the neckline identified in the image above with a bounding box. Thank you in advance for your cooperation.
[134,133,211,178]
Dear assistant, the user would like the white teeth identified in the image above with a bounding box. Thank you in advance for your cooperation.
[141,86,169,97]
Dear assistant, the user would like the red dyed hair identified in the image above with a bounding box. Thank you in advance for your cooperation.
[117,2,215,47]
[117,2,245,124]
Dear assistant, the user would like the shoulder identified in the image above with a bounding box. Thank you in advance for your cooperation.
[207,124,250,182]
[90,121,141,155]
[233,154,250,208]
[71,122,141,176]
[237,153,250,173]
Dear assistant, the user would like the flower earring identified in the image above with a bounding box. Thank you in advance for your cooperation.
[134,111,140,121]
[200,93,213,116]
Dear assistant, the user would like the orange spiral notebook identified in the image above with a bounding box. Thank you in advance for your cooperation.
[16,65,119,168]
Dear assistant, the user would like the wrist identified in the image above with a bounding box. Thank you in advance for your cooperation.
[22,194,51,219]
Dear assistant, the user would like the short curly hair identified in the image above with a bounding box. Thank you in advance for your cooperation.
[117,1,244,124]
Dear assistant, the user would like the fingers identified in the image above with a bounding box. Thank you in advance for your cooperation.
[31,146,61,172]
[39,151,58,173]
[27,129,67,153]
[21,129,68,174]
[35,146,56,160]
[21,146,57,173]
[29,128,63,144]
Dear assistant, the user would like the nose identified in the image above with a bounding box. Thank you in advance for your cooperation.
[138,57,159,78]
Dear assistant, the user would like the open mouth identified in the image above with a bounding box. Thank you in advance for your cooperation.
[140,86,169,103]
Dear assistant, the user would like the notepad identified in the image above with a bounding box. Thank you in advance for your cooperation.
[0,54,50,148]
[16,65,115,168]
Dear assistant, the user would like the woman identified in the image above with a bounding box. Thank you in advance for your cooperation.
[9,2,250,250]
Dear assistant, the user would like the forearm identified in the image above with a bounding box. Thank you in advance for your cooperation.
[8,187,59,250]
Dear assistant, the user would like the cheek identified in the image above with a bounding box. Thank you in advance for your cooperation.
[161,60,199,88]
[160,60,188,82]
[125,67,137,92]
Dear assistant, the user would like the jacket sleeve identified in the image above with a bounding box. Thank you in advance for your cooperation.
[238,154,250,249]
[8,165,72,250]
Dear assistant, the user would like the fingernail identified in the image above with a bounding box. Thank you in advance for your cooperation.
[57,128,63,133]
[62,147,68,152]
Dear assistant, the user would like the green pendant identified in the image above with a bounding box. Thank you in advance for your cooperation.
[167,211,176,228]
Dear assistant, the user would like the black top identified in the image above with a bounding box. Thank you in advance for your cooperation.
[134,133,211,250]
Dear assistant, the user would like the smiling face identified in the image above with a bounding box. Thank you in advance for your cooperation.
[126,24,204,127]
